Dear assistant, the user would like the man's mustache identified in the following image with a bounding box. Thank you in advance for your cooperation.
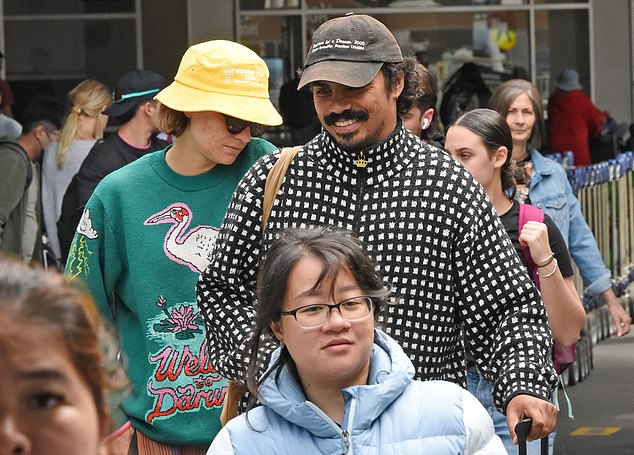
[324,110,369,126]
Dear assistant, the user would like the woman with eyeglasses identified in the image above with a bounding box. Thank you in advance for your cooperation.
[208,227,505,455]
[64,40,281,454]
[41,79,111,264]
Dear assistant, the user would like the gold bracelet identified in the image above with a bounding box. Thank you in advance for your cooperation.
[537,258,558,278]
[535,252,555,267]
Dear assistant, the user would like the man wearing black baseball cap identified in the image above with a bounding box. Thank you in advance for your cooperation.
[198,13,558,447]
[57,69,168,263]
[103,69,165,119]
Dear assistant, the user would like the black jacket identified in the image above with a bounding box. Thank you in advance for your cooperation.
[196,124,558,412]
[57,133,167,261]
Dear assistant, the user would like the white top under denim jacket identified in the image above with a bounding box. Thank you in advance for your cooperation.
[527,148,611,296]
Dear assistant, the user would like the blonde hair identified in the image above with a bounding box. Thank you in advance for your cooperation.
[56,79,112,169]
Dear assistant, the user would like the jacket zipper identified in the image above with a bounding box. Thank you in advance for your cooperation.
[342,397,357,455]
[306,397,357,455]
[342,430,351,454]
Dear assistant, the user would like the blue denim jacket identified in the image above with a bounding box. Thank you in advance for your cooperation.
[527,149,611,296]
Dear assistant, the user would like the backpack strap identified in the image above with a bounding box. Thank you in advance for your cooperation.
[518,203,544,286]
[0,139,32,190]
[220,145,302,428]
[262,145,302,232]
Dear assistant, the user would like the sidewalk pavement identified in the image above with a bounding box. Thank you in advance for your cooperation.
[553,332,634,454]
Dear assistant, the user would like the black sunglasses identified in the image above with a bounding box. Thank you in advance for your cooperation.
[224,114,267,137]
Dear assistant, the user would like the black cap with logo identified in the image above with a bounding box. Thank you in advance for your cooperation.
[298,13,403,90]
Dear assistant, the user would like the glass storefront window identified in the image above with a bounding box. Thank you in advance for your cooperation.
[239,15,304,106]
[305,0,391,7]
[240,0,300,10]
[237,1,592,134]
[6,19,136,84]
[5,0,134,15]
[305,0,529,7]
[534,9,589,112]
[307,10,529,91]
[5,18,136,121]
[534,0,587,4]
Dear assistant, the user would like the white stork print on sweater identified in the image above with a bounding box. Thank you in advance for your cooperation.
[144,203,218,274]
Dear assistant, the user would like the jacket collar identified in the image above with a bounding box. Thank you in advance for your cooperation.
[529,148,554,188]
[258,330,414,437]
[305,123,421,187]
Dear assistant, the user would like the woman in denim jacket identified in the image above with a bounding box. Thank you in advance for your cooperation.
[490,79,631,337]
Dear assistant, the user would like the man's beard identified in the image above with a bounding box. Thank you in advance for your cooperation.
[323,109,375,152]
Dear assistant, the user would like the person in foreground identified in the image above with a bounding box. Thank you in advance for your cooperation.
[445,109,586,454]
[208,228,506,454]
[489,79,631,336]
[198,14,557,444]
[0,257,112,454]
[65,40,281,453]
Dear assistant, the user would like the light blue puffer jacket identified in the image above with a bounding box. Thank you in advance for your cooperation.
[208,330,505,454]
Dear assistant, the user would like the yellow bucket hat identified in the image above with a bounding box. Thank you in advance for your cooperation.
[155,40,282,126]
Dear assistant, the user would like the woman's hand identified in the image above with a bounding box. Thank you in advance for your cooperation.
[601,289,632,336]
[520,220,586,345]
[518,220,551,264]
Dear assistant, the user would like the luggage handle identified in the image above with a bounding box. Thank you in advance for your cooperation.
[514,418,549,455]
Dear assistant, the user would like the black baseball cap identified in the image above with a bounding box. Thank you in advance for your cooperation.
[104,70,166,118]
[298,14,403,90]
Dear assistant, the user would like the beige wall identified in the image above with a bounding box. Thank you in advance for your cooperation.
[593,0,632,123]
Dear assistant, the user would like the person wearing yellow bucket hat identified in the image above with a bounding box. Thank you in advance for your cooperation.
[64,40,280,454]
[154,40,282,174]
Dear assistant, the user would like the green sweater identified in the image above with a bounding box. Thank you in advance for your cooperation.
[66,138,275,445]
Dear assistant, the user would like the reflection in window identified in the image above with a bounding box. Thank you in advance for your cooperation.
[535,9,589,105]
[5,18,136,123]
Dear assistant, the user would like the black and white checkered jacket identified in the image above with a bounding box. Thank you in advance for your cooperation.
[197,125,557,410]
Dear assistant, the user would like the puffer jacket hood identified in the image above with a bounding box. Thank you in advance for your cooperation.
[207,329,506,454]
[258,329,413,437]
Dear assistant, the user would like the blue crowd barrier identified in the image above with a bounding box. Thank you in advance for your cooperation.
[563,152,634,311]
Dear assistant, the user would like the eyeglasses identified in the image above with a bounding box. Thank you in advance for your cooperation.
[224,114,267,137]
[42,125,60,142]
[112,88,160,103]
[280,296,373,329]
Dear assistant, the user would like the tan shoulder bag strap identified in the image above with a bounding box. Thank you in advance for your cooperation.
[220,145,301,427]
[261,145,302,231]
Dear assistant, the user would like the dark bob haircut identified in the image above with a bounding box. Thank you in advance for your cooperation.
[245,227,391,402]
